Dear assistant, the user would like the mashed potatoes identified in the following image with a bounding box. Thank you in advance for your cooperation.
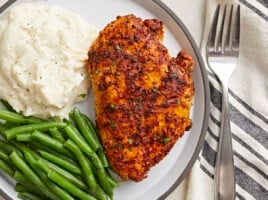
[0,3,98,119]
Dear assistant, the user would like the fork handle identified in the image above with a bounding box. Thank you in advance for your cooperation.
[214,87,235,200]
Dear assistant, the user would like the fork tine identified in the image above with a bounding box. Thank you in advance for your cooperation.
[207,4,220,50]
[217,5,227,52]
[224,5,233,51]
[231,5,240,51]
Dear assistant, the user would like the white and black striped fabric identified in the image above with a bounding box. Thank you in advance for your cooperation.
[199,72,268,200]
[193,0,268,200]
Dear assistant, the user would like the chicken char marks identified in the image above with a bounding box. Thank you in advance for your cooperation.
[87,15,194,182]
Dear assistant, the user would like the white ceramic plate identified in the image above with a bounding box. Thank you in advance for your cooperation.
[0,0,210,199]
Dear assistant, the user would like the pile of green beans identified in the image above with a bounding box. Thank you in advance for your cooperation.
[0,106,118,200]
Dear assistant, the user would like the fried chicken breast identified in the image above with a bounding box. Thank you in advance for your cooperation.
[87,15,194,182]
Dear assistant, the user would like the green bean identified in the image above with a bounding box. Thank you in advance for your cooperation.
[15,183,43,196]
[9,152,38,183]
[15,133,32,142]
[82,114,99,142]
[72,108,99,151]
[90,185,109,200]
[9,140,27,151]
[0,123,7,138]
[0,109,43,124]
[65,125,104,170]
[5,121,67,140]
[24,149,74,200]
[69,109,74,120]
[22,148,42,165]
[89,152,104,170]
[49,127,65,143]
[9,151,58,200]
[64,125,93,156]
[30,141,77,164]
[64,139,97,190]
[0,121,14,129]
[37,158,87,191]
[17,181,37,189]
[24,152,62,200]
[95,168,113,197]
[31,131,72,157]
[48,170,97,200]
[83,114,109,167]
[96,148,109,168]
[86,158,96,173]
[38,150,81,175]
[88,159,118,189]
[86,158,113,197]
[0,140,23,157]
[44,177,75,200]
[17,192,43,200]
[0,150,12,165]
[106,172,118,188]
[15,183,29,192]
[16,181,47,199]
[9,141,40,160]
[13,170,27,182]
[0,159,14,176]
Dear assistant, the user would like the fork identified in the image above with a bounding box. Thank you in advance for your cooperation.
[206,4,240,200]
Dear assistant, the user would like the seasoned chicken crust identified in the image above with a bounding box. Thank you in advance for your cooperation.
[87,15,194,182]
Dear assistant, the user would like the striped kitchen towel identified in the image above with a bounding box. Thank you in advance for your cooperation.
[175,0,268,200]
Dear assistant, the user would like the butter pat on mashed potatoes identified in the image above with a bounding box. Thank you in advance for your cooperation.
[0,3,98,119]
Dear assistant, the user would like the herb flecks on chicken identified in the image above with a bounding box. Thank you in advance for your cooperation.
[87,14,194,182]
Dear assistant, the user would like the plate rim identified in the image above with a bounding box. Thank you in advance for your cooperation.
[0,0,210,199]
[151,0,210,199]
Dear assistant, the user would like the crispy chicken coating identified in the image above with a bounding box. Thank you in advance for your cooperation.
[87,15,194,182]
